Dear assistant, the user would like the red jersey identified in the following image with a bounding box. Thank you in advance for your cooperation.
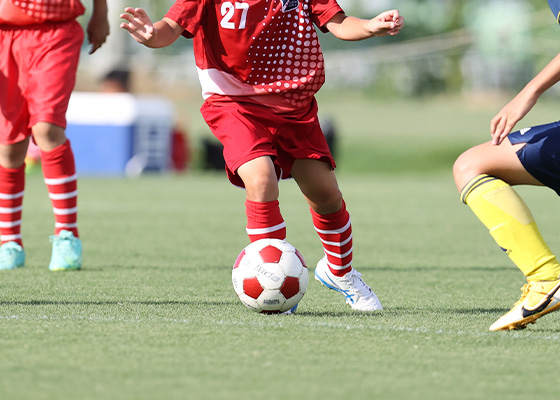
[0,0,85,25]
[165,0,343,113]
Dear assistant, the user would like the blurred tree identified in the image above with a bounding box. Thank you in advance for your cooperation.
[76,0,559,97]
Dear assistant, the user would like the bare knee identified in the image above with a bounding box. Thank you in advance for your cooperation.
[307,187,343,215]
[454,140,536,192]
[243,172,279,202]
[32,122,67,151]
[237,157,279,202]
[0,139,30,169]
[453,148,485,192]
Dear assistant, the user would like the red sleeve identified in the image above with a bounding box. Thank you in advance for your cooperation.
[310,0,345,33]
[164,0,206,39]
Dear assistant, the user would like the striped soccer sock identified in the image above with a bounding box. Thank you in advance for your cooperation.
[41,140,79,237]
[0,164,25,246]
[311,200,353,277]
[245,199,286,242]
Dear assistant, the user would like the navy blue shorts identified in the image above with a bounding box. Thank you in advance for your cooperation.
[509,121,560,196]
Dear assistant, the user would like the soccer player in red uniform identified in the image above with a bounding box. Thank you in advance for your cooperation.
[0,0,109,270]
[121,1,404,311]
[453,1,560,330]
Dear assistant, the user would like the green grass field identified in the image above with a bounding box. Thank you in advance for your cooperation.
[2,173,560,400]
[2,95,560,400]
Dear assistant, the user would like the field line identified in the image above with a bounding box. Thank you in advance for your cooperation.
[2,313,560,341]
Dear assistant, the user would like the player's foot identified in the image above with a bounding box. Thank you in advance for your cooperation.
[0,242,25,270]
[489,279,560,331]
[49,230,82,271]
[314,257,382,311]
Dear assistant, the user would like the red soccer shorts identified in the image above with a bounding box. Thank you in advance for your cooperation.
[200,98,335,188]
[0,20,84,144]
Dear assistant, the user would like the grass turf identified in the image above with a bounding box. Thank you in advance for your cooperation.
[1,171,560,400]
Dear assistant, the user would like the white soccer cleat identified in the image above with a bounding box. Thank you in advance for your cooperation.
[314,257,383,311]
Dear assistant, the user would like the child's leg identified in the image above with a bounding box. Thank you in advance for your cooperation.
[39,138,79,238]
[0,139,29,246]
[291,159,348,274]
[309,201,352,276]
[454,139,560,330]
[461,174,560,281]
[0,163,25,247]
[33,124,82,271]
[291,159,382,311]
[237,156,285,242]
[0,139,28,269]
[454,141,560,282]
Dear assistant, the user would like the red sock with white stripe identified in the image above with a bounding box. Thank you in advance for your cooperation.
[41,140,79,237]
[0,164,25,246]
[245,199,286,242]
[311,200,353,277]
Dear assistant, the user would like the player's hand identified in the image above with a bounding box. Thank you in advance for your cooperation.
[490,90,537,145]
[120,7,156,45]
[366,10,404,37]
[87,10,110,54]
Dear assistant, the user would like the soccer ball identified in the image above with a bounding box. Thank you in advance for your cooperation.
[232,239,309,313]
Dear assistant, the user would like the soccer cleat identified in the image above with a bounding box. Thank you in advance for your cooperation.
[280,304,298,315]
[489,279,560,331]
[0,242,25,270]
[48,230,82,271]
[314,257,383,311]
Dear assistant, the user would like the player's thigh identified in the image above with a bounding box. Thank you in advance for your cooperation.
[0,29,30,144]
[291,159,342,213]
[25,21,83,129]
[453,140,541,191]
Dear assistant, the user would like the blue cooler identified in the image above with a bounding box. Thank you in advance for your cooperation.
[65,92,174,176]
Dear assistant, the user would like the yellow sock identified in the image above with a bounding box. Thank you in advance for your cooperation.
[461,175,560,281]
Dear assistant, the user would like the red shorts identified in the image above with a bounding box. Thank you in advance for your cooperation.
[0,20,83,144]
[200,99,335,187]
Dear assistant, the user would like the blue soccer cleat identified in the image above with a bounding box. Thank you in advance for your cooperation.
[49,230,82,271]
[0,241,25,270]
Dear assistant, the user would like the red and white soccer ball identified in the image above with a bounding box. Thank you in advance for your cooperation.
[232,239,309,314]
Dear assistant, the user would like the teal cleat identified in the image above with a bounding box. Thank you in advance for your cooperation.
[0,241,25,270]
[49,230,82,271]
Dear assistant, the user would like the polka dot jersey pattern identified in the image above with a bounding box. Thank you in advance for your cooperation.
[166,0,342,112]
[10,0,84,23]
[245,1,325,109]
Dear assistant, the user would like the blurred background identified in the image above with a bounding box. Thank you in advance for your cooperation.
[70,0,560,176]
